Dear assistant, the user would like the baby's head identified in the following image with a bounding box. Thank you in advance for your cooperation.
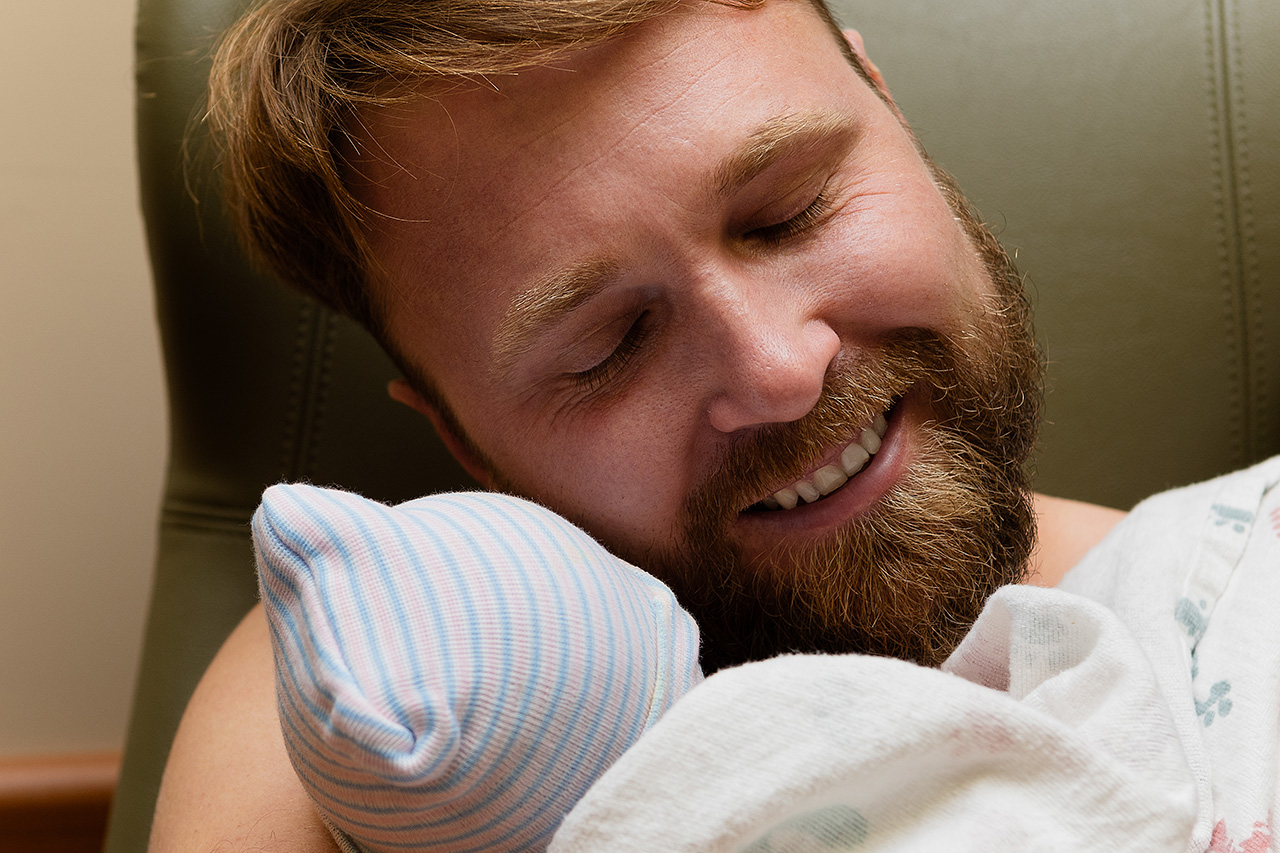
[253,485,703,853]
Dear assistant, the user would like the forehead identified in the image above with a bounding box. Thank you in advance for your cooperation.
[351,0,870,363]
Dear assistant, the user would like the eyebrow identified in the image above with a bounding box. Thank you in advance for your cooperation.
[710,110,859,198]
[488,111,858,380]
[490,257,621,380]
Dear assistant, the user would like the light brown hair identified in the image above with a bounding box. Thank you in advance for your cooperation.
[204,0,872,337]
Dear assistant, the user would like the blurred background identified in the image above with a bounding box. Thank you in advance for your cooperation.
[0,0,165,846]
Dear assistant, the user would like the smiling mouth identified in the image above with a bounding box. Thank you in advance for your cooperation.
[749,408,892,512]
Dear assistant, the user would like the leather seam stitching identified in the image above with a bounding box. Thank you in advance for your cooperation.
[308,311,337,478]
[279,301,336,481]
[1226,0,1265,460]
[280,300,314,481]
[1206,0,1249,468]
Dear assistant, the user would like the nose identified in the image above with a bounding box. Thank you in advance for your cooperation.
[702,281,841,435]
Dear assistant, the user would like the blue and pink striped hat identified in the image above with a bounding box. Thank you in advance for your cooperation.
[253,484,703,853]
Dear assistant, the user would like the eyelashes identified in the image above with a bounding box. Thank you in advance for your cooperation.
[570,312,652,395]
[745,182,835,245]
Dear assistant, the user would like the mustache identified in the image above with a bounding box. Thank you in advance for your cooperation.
[687,329,956,531]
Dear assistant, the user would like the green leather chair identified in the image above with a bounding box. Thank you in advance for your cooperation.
[109,0,1279,849]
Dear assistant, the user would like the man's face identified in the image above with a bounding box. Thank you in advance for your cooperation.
[356,0,1041,669]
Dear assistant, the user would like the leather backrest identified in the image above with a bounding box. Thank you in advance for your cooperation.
[112,1,474,847]
[107,1,1279,849]
[850,0,1280,507]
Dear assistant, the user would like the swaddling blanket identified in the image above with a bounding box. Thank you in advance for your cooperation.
[550,456,1280,852]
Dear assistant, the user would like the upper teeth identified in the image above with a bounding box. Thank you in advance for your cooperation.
[763,412,889,511]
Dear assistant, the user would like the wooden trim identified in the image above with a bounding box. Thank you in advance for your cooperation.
[0,751,119,853]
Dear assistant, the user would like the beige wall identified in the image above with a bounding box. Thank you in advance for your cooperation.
[0,1,165,754]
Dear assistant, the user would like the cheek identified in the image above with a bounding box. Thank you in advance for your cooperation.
[466,382,703,555]
[810,172,990,337]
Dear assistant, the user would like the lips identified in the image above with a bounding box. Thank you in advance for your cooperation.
[755,410,890,511]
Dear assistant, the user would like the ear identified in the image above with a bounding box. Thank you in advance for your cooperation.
[387,378,497,488]
[842,29,900,116]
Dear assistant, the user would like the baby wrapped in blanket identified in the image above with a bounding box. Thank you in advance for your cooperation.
[254,466,1280,852]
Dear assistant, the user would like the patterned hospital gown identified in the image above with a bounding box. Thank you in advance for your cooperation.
[1061,455,1280,852]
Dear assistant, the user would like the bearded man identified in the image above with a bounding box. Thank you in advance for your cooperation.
[146,0,1154,848]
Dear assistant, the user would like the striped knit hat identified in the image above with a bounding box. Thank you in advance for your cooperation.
[253,484,703,853]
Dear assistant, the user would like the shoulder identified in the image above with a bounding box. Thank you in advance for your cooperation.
[1029,493,1127,588]
[148,604,339,853]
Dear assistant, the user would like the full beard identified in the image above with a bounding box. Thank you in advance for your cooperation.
[644,167,1043,673]
[650,343,1038,673]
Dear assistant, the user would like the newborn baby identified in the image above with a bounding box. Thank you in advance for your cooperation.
[253,484,703,853]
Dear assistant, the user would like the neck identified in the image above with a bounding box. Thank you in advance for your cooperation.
[1026,492,1127,587]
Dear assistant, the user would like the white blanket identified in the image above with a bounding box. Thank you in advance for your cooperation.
[550,457,1280,852]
